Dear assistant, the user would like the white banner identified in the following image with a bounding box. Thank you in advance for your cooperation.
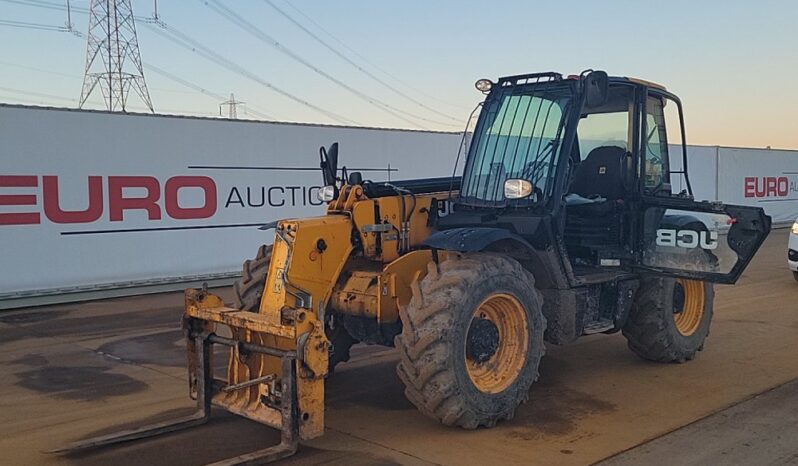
[0,105,462,298]
[669,144,718,201]
[1,105,796,304]
[716,147,798,225]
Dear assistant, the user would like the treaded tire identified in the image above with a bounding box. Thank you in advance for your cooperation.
[793,271,798,283]
[232,244,355,372]
[233,244,272,311]
[622,276,714,363]
[395,253,546,429]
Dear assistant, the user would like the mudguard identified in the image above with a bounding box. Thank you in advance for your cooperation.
[424,227,534,254]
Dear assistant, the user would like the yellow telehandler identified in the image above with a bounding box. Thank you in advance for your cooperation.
[57,70,771,464]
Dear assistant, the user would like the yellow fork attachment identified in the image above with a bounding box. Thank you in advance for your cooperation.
[51,286,328,466]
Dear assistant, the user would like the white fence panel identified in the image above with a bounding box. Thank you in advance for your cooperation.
[0,105,462,300]
[716,147,798,225]
[670,144,718,201]
[2,105,797,307]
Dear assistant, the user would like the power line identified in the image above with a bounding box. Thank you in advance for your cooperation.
[279,0,469,111]
[0,0,153,22]
[0,0,75,12]
[0,18,68,32]
[1,0,430,126]
[143,62,226,102]
[0,60,83,79]
[0,7,276,121]
[0,32,273,119]
[0,58,254,102]
[202,0,422,128]
[262,0,461,123]
[143,20,356,125]
[142,62,275,120]
[0,85,77,103]
[203,0,458,129]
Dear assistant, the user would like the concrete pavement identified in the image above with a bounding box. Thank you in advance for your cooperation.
[0,229,796,465]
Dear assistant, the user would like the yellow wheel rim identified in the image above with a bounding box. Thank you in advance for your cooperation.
[465,293,529,394]
[673,279,705,336]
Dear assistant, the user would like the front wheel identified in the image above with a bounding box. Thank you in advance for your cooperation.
[623,277,714,363]
[793,271,798,283]
[395,253,546,429]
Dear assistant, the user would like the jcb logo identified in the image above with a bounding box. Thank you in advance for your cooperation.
[656,229,718,250]
[437,200,452,218]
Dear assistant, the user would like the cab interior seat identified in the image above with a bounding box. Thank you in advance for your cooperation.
[564,145,628,261]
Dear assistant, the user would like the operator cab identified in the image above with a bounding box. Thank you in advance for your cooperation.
[451,72,691,272]
[369,70,766,287]
[564,77,680,267]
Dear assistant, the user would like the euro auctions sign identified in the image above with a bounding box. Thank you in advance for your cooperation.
[743,176,798,199]
[0,104,461,300]
[0,175,218,225]
[714,147,798,225]
[0,174,327,230]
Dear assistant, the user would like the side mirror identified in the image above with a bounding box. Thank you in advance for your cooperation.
[319,142,339,186]
[584,71,609,108]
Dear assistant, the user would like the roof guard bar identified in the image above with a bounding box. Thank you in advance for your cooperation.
[498,72,563,86]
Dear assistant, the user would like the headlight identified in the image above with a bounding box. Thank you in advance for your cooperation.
[475,78,493,93]
[504,179,534,199]
[792,221,798,235]
[317,185,337,202]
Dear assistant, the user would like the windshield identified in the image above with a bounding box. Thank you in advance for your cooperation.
[460,85,572,206]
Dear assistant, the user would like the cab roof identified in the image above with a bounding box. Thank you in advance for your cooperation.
[495,72,667,91]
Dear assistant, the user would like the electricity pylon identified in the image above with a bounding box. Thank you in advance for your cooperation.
[219,93,244,119]
[79,0,153,112]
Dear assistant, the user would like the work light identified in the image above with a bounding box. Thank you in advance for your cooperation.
[318,185,337,202]
[504,179,533,199]
[475,79,493,93]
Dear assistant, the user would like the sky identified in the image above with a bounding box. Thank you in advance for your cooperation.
[1,0,797,149]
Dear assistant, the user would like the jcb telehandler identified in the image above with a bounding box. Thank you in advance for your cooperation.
[58,71,771,464]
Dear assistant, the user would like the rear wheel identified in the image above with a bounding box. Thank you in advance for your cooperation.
[623,277,714,363]
[395,253,545,429]
[232,244,355,372]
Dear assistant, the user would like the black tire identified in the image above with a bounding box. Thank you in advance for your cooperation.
[793,271,798,283]
[325,319,357,375]
[395,253,546,429]
[623,277,714,363]
[232,244,355,373]
[233,244,272,311]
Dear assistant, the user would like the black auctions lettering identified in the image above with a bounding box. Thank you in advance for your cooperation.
[225,185,323,209]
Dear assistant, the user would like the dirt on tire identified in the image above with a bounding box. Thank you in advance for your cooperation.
[622,276,714,363]
[233,244,272,311]
[394,252,546,429]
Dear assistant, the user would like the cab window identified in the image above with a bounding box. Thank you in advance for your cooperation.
[577,85,633,161]
[578,111,629,159]
[644,96,669,190]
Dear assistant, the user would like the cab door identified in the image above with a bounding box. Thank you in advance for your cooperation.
[632,91,771,284]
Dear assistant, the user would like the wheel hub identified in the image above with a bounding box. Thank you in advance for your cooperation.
[465,293,529,394]
[466,317,500,364]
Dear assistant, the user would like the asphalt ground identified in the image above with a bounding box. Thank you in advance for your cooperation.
[1,228,796,466]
